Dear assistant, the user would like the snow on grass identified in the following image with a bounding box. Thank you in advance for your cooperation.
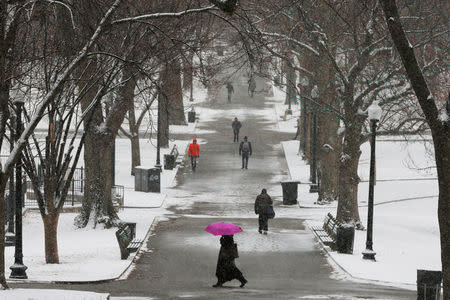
[0,289,109,300]
[4,136,186,282]
[115,138,188,190]
[5,207,163,282]
[282,139,441,287]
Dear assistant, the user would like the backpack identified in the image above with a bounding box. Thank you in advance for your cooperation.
[242,141,250,152]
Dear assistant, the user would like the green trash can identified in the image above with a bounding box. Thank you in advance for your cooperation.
[417,270,442,300]
[281,181,300,205]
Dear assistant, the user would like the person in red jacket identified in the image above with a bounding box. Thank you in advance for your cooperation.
[188,138,200,171]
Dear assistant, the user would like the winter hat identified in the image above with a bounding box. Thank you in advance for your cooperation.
[262,188,267,194]
[193,138,197,142]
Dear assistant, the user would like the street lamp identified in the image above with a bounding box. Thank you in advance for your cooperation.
[6,110,16,247]
[10,98,28,279]
[155,91,162,170]
[362,100,382,261]
[189,62,194,102]
[309,85,319,193]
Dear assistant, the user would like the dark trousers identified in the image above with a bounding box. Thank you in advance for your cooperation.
[191,156,198,170]
[241,152,249,168]
[258,214,268,231]
[233,130,239,142]
[227,91,232,102]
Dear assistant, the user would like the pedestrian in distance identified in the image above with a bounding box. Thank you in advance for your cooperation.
[213,235,248,288]
[254,189,273,234]
[239,136,252,169]
[248,77,256,98]
[232,117,242,142]
[188,138,200,171]
[226,82,234,103]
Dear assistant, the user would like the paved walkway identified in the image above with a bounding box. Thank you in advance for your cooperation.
[10,73,415,299]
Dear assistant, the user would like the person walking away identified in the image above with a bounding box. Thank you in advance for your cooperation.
[255,189,273,234]
[231,117,242,142]
[248,77,256,98]
[213,235,247,288]
[226,82,234,103]
[188,138,200,171]
[239,136,252,169]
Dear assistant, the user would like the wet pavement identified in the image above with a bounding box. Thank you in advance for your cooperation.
[10,74,416,299]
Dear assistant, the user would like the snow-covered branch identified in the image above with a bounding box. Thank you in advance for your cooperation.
[260,31,319,57]
[3,0,123,176]
[112,5,217,25]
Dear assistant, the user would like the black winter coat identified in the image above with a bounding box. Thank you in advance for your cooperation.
[215,236,243,282]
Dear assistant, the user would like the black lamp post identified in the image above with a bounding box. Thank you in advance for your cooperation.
[362,100,382,261]
[6,112,15,246]
[189,60,194,102]
[10,98,28,279]
[155,91,162,170]
[309,85,319,193]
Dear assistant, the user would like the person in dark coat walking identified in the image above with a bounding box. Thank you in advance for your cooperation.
[213,235,247,288]
[239,136,252,169]
[254,189,273,234]
[231,117,242,142]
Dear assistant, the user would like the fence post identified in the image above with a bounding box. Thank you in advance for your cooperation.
[80,167,84,193]
[71,179,74,206]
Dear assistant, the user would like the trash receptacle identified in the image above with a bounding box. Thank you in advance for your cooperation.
[281,181,300,205]
[188,110,196,123]
[134,167,144,191]
[417,270,442,300]
[336,225,355,254]
[164,154,175,170]
[147,167,161,193]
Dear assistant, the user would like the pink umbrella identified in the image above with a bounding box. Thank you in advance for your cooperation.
[204,222,243,236]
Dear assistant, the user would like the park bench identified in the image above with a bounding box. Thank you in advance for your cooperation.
[115,222,143,259]
[311,213,341,250]
[164,145,183,170]
[170,145,183,165]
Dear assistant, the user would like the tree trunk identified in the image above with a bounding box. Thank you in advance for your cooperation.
[130,130,141,175]
[75,132,119,228]
[183,54,193,91]
[434,135,450,297]
[159,64,172,148]
[284,61,296,105]
[317,112,339,203]
[166,59,186,125]
[316,54,339,203]
[128,97,141,176]
[336,124,362,226]
[43,212,59,264]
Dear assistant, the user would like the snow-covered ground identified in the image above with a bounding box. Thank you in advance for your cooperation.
[4,81,207,283]
[0,289,109,300]
[3,77,442,291]
[276,84,441,288]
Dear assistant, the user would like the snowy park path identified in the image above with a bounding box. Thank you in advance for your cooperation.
[9,74,416,299]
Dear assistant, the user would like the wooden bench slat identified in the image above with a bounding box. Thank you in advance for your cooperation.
[314,213,342,249]
[116,224,143,259]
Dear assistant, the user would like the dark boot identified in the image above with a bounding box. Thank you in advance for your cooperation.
[239,278,248,288]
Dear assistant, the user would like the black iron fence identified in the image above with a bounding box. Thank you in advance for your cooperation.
[24,167,85,207]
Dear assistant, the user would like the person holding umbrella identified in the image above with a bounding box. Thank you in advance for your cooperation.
[204,222,248,288]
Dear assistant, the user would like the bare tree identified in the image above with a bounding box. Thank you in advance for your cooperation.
[379,0,449,296]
